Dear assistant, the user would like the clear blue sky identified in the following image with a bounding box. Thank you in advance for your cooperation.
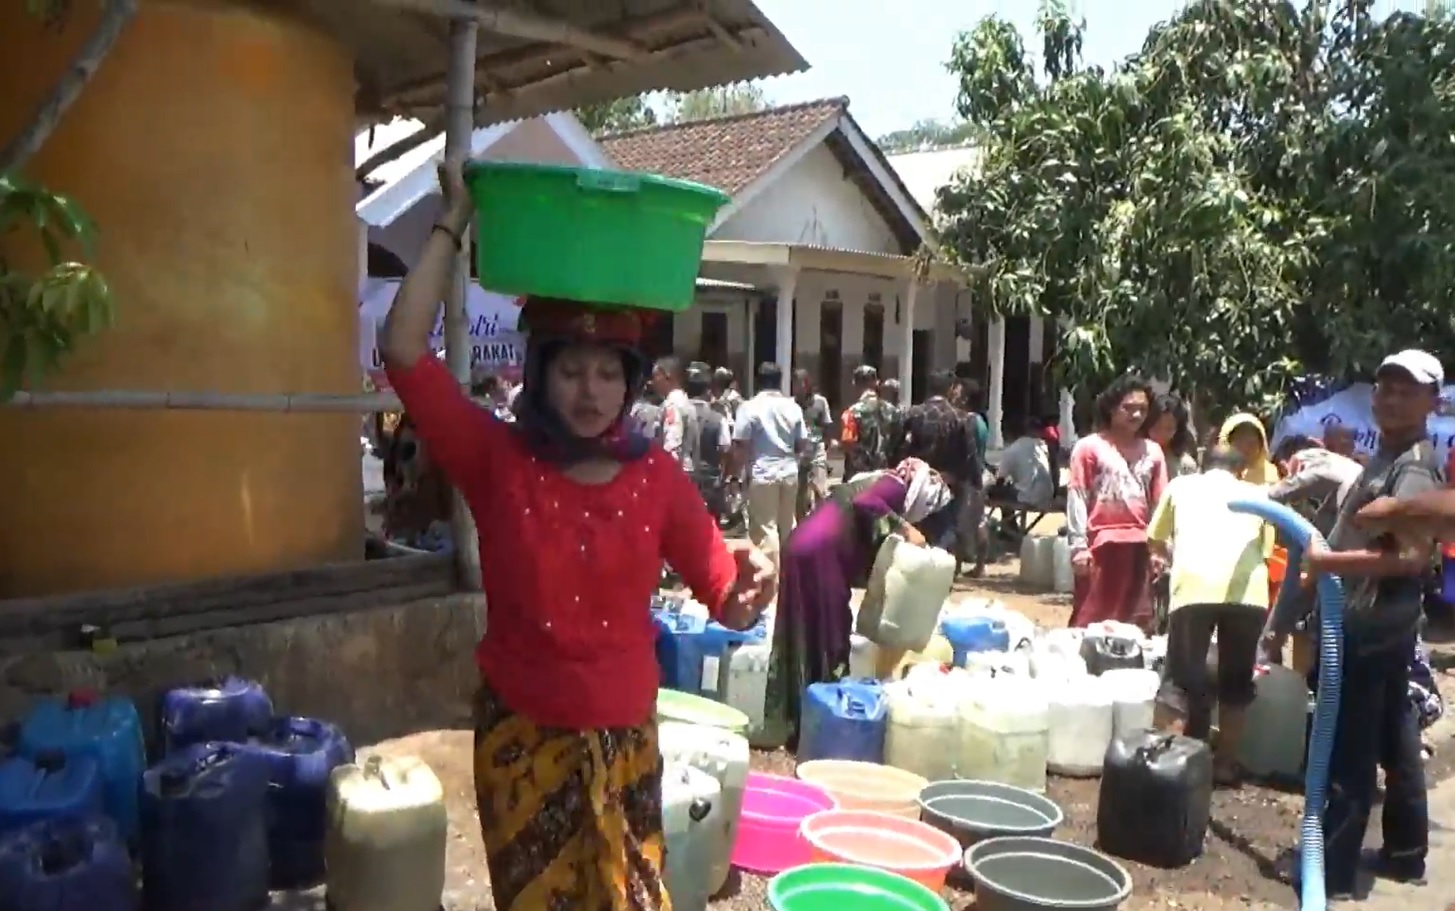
[750,0,1432,138]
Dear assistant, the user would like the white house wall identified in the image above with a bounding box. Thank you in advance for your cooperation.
[712,143,900,253]
[365,118,593,274]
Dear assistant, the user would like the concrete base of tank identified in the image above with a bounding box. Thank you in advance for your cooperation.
[0,594,484,748]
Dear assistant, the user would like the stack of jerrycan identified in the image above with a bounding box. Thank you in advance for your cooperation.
[141,742,271,911]
[652,597,772,743]
[0,815,136,911]
[16,691,145,843]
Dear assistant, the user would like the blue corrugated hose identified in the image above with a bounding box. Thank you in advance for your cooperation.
[1228,498,1344,911]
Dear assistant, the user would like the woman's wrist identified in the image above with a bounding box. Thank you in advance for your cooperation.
[443,202,474,235]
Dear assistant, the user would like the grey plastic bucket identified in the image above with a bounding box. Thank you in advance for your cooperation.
[964,836,1132,911]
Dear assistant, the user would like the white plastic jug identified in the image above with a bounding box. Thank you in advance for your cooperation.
[721,641,770,744]
[662,762,721,911]
[964,649,1031,679]
[1052,537,1075,594]
[957,678,1050,792]
[325,754,448,911]
[1018,535,1053,585]
[1046,675,1115,776]
[657,722,749,896]
[1019,536,1058,590]
[856,535,957,651]
[884,670,963,781]
[890,633,955,680]
[1101,668,1162,736]
[1036,628,1086,660]
[1238,664,1310,780]
[849,634,879,680]
[1030,645,1088,681]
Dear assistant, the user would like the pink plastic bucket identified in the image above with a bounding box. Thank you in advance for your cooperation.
[800,809,962,890]
[732,772,838,874]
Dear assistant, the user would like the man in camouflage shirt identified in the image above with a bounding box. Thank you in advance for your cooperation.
[839,365,897,479]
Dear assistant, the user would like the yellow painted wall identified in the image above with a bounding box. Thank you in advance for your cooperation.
[0,1,362,597]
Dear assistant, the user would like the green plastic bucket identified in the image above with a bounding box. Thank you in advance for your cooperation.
[768,863,950,911]
[464,162,730,312]
[655,688,749,734]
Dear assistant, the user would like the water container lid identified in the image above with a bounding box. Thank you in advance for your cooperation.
[65,689,98,709]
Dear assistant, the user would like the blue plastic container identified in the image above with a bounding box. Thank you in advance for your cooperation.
[0,815,137,911]
[652,610,708,690]
[940,616,1010,667]
[239,717,354,888]
[678,621,766,699]
[0,753,105,835]
[17,692,145,842]
[158,677,273,753]
[798,679,890,763]
[141,742,270,911]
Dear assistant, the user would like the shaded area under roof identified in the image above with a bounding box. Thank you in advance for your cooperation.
[305,0,806,123]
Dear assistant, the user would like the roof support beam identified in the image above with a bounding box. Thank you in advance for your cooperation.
[366,0,647,61]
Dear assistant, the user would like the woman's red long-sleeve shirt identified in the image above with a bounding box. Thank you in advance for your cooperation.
[386,355,738,729]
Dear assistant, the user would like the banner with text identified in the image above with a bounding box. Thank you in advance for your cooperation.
[359,278,525,387]
[1273,382,1455,459]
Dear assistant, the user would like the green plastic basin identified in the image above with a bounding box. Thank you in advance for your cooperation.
[768,863,949,911]
[464,162,730,311]
[655,688,749,734]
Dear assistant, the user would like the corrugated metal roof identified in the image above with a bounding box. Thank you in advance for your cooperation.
[885,146,982,216]
[316,0,807,122]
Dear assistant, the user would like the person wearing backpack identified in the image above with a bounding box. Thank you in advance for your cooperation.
[686,366,731,519]
[840,365,894,479]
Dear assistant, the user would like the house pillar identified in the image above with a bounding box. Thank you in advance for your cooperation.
[1059,389,1077,447]
[745,296,758,395]
[899,278,919,396]
[774,267,799,392]
[988,317,1007,449]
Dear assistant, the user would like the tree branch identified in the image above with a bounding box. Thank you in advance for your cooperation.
[355,116,446,181]
[0,0,139,174]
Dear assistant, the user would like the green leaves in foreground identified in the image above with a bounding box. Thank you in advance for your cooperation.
[0,172,114,399]
[938,0,1455,415]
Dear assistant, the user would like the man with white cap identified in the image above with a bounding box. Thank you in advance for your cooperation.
[1284,348,1443,898]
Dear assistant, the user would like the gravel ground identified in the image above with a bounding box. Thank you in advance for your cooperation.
[330,556,1455,911]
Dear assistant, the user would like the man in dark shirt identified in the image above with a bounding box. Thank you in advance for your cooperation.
[896,369,984,557]
[1286,349,1443,898]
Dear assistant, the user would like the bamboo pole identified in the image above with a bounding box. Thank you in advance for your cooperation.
[444,18,484,592]
[5,390,406,412]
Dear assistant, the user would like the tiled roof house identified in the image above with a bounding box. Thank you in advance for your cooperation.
[597,99,962,408]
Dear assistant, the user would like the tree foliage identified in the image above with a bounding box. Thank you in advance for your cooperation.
[668,83,769,123]
[1,1,120,399]
[937,0,1455,414]
[878,118,982,153]
[576,95,659,135]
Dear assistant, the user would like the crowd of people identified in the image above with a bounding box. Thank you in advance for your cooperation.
[1070,355,1448,899]
[366,159,1455,909]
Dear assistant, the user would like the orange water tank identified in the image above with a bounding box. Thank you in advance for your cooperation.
[0,2,361,596]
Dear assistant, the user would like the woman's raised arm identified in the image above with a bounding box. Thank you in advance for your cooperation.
[380,162,502,495]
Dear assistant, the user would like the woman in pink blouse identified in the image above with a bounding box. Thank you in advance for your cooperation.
[1065,375,1169,629]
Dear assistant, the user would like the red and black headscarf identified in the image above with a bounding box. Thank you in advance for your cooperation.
[511,296,657,464]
